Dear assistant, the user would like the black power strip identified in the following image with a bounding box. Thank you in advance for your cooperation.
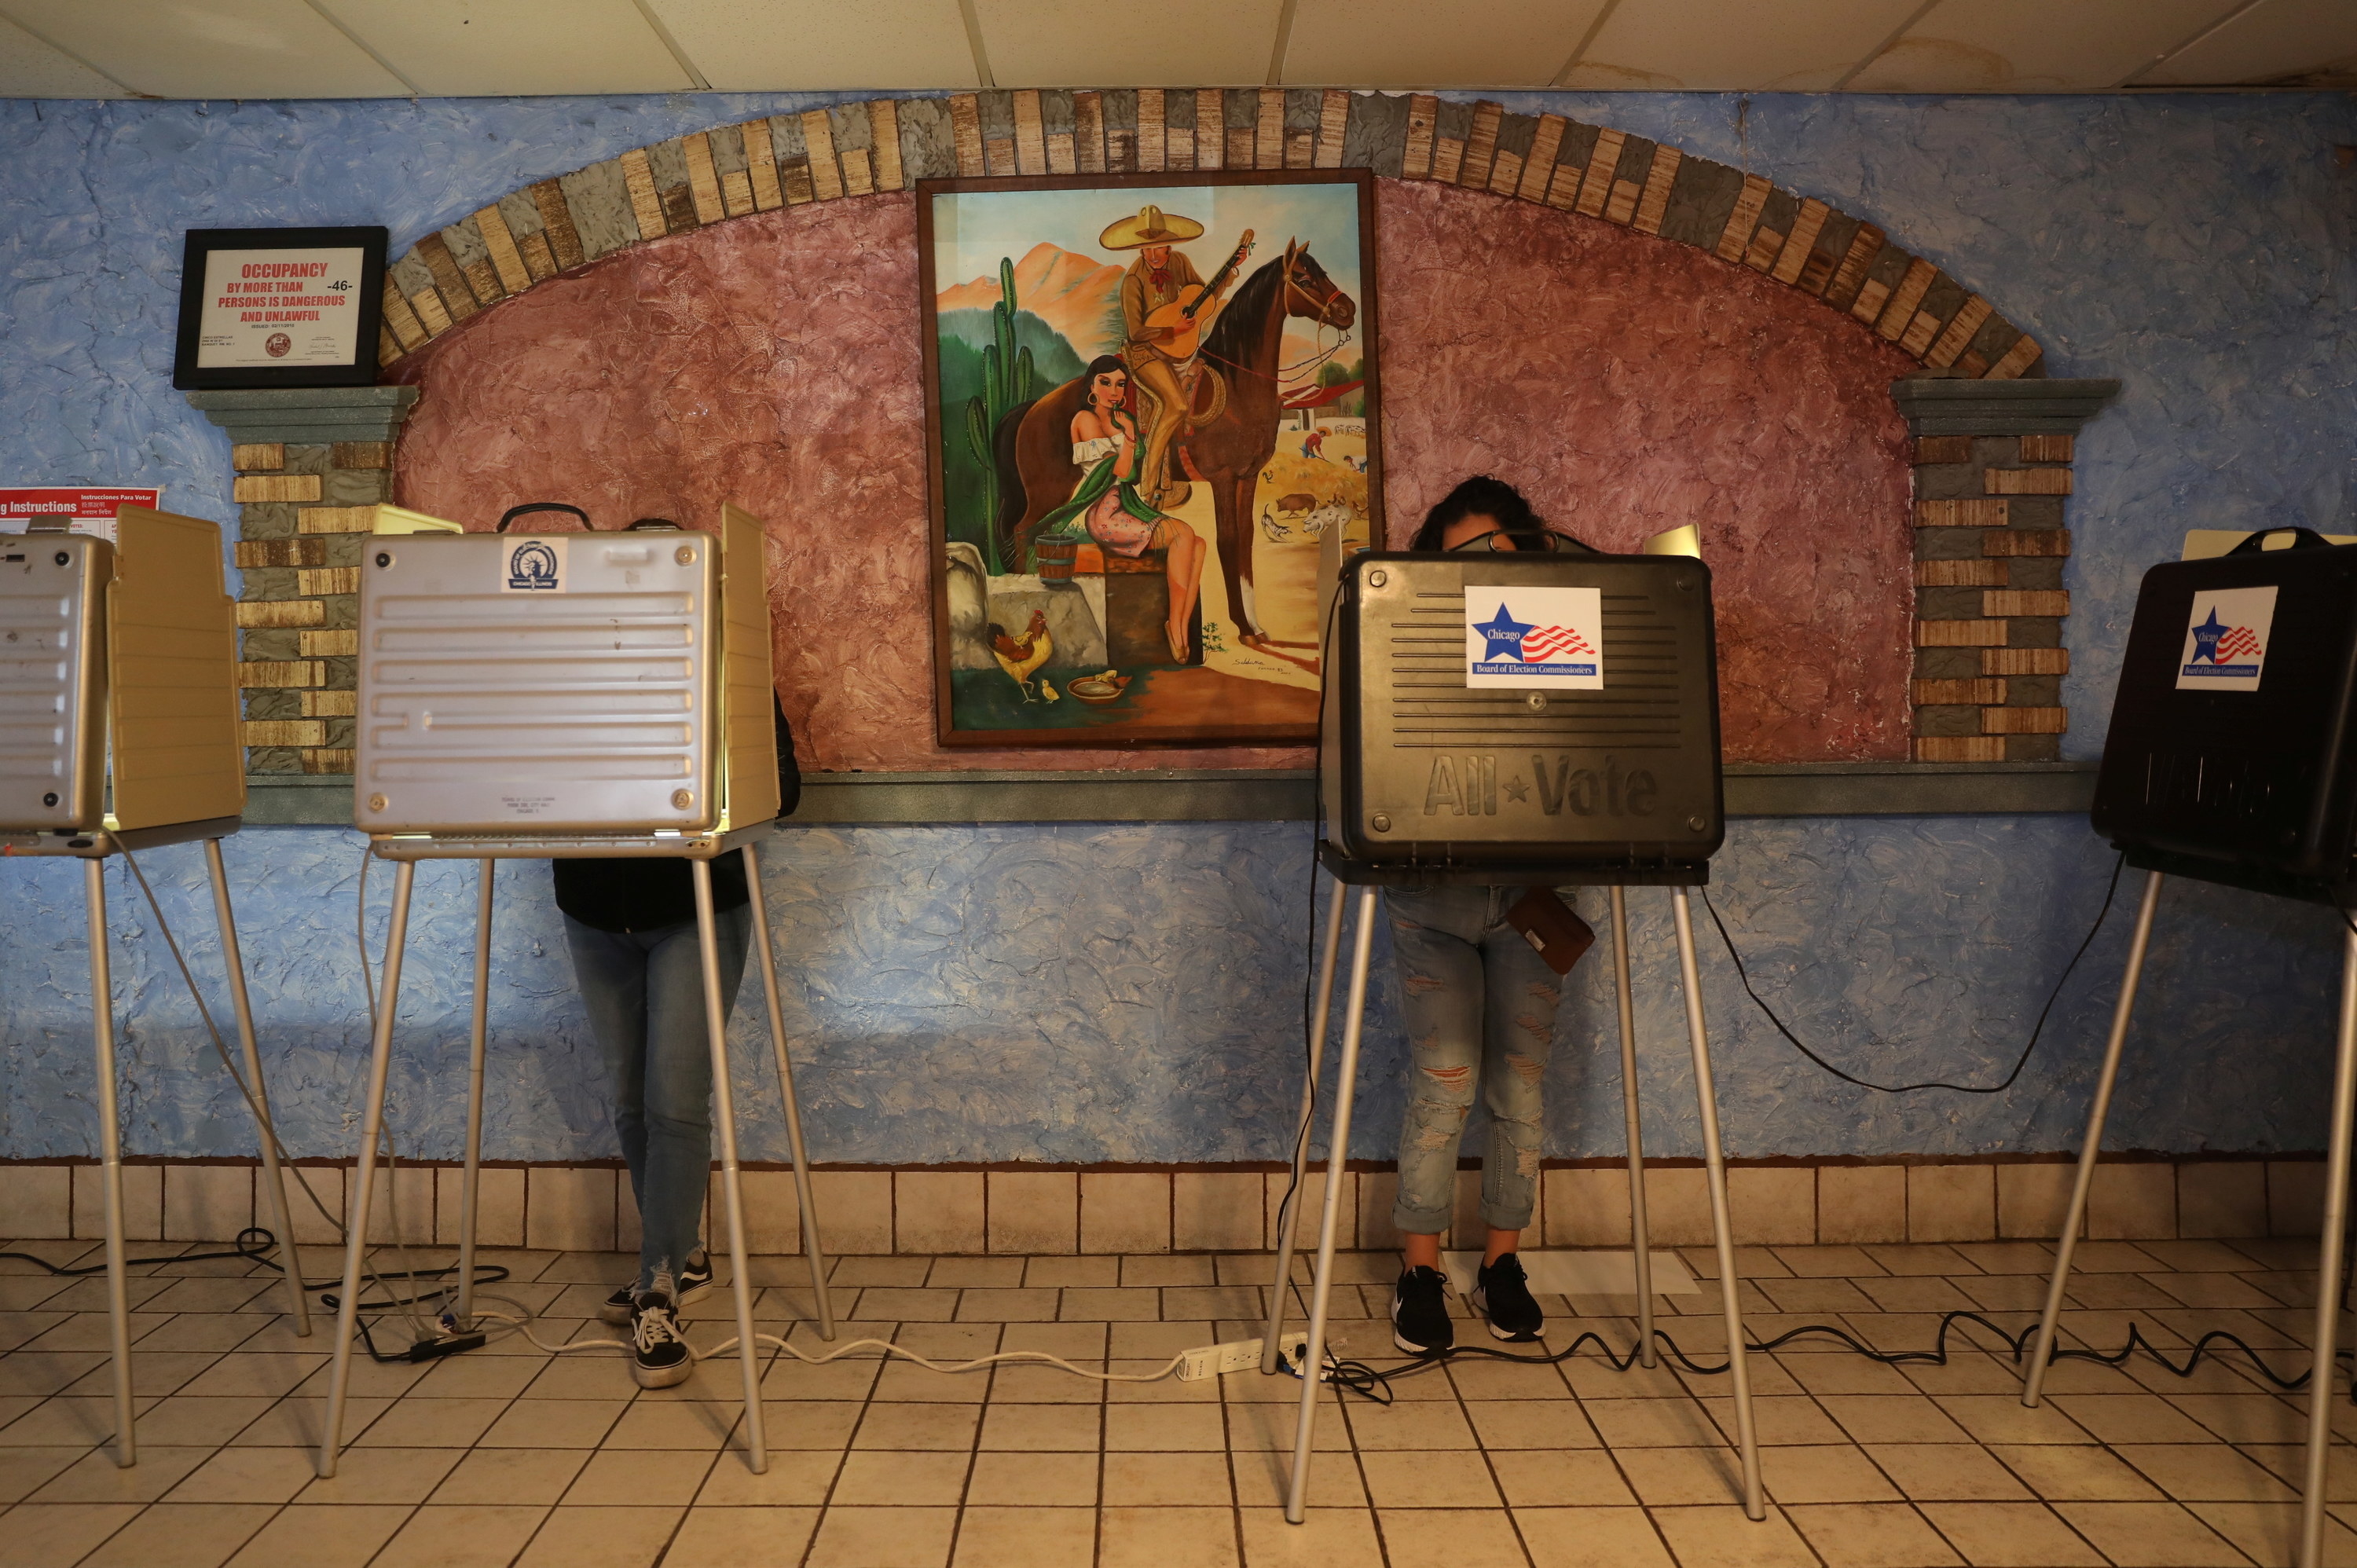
[405,1330,488,1362]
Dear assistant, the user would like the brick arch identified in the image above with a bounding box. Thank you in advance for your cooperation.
[219,87,2067,777]
[379,168,1930,768]
[376,89,2045,388]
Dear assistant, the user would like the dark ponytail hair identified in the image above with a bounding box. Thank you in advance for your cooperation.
[1408,475,1563,552]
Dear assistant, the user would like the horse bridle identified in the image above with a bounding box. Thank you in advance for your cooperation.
[1282,258,1349,329]
[1204,258,1354,388]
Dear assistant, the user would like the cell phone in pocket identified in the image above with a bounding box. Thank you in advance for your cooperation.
[1505,888,1595,976]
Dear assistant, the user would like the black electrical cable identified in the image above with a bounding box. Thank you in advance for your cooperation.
[115,847,491,1344]
[0,1229,284,1279]
[1697,852,2128,1095]
[0,1225,512,1366]
[0,1225,508,1309]
[1283,1299,2343,1408]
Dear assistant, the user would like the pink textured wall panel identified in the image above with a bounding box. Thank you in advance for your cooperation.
[390,198,1291,771]
[1376,181,1918,762]
[392,180,1915,769]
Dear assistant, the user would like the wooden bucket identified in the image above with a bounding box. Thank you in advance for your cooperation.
[1036,538,1079,581]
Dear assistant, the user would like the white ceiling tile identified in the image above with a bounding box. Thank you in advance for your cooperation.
[643,0,980,90]
[2138,0,2357,84]
[1560,0,1923,90]
[0,13,130,96]
[317,0,694,96]
[1283,0,1608,88]
[1847,0,2245,91]
[973,0,1279,86]
[2,0,413,97]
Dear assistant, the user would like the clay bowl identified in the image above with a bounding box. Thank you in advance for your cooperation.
[1067,676,1127,705]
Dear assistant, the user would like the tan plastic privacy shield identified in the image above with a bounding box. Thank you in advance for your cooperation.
[717,504,780,834]
[108,507,244,831]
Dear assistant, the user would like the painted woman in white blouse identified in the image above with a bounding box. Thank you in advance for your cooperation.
[1038,356,1208,665]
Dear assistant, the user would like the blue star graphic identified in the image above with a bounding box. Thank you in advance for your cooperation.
[1473,603,1534,661]
[2189,608,2227,663]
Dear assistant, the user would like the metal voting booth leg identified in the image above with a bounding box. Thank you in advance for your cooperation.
[2021,872,2357,1568]
[1611,886,1659,1366]
[317,848,837,1480]
[83,859,135,1471]
[202,841,313,1339]
[1264,880,1763,1525]
[83,841,310,1470]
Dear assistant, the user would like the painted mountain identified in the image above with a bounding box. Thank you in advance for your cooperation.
[938,242,1125,361]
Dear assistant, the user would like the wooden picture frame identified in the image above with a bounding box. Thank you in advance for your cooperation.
[173,225,388,390]
[920,169,1382,749]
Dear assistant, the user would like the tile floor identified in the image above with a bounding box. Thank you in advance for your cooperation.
[0,1234,2352,1566]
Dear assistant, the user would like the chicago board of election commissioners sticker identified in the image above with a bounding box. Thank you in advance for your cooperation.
[1464,584,1604,690]
[2176,585,2277,692]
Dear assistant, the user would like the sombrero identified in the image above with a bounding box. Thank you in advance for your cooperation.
[1099,204,1204,250]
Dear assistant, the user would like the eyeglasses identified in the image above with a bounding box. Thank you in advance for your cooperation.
[1446,529,1563,553]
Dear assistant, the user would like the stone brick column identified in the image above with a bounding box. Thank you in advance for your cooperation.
[1890,375,2119,762]
[186,387,420,779]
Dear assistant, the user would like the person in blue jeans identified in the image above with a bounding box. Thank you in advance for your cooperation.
[1387,477,1588,1354]
[556,525,801,1388]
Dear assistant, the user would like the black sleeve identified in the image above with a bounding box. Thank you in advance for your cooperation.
[775,694,801,819]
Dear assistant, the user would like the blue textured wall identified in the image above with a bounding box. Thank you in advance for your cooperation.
[1,88,2352,1163]
[0,821,2343,1163]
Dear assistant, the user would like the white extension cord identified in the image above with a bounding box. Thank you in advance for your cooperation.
[469,1306,1189,1383]
[122,843,1220,1394]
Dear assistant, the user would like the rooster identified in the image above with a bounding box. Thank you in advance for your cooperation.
[988,610,1053,702]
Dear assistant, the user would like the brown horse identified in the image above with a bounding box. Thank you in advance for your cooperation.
[996,243,1358,650]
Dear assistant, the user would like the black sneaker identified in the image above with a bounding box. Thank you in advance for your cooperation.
[629,1291,694,1389]
[1472,1253,1545,1342]
[1391,1266,1454,1355]
[600,1252,713,1325]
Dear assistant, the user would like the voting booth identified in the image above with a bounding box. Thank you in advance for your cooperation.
[2029,528,2357,1568]
[1266,543,1769,1525]
[0,507,309,1466]
[314,504,832,1479]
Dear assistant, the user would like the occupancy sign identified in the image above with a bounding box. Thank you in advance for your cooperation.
[1464,584,1604,689]
[195,246,365,370]
[0,487,161,543]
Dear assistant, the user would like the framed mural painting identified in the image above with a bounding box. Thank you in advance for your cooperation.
[920,168,1381,747]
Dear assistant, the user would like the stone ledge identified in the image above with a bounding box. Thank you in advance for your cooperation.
[240,761,2099,827]
[188,386,420,445]
[1890,376,2122,436]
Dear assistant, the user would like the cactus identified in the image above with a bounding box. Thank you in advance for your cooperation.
[959,256,1036,577]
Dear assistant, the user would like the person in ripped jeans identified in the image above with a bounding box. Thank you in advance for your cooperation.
[556,518,802,1389]
[1385,477,1590,1354]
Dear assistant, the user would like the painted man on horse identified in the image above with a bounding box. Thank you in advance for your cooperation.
[1104,203,1245,510]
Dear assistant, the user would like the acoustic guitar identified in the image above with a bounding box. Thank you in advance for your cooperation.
[1140,229,1254,361]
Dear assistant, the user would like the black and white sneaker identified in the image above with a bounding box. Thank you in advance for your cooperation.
[1471,1253,1545,1341]
[629,1291,694,1389]
[599,1253,713,1325]
[1391,1266,1454,1355]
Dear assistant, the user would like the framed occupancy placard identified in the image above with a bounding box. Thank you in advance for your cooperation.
[173,226,388,390]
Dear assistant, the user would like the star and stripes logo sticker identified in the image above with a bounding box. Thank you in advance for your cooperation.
[1467,586,1604,690]
[2176,586,2278,693]
[1520,622,1598,662]
[2211,621,2262,664]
